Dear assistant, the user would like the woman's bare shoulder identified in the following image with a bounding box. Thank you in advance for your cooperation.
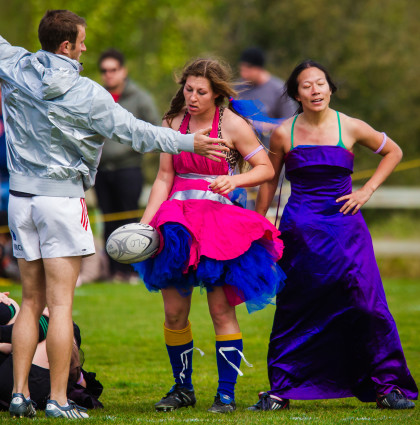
[339,112,375,139]
[269,117,295,154]
[221,107,255,141]
[273,116,295,138]
[222,107,248,126]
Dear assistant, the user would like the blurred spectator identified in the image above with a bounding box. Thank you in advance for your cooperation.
[0,211,20,281]
[0,87,19,282]
[76,237,108,287]
[95,49,160,283]
[0,86,8,211]
[237,47,296,148]
[0,293,103,411]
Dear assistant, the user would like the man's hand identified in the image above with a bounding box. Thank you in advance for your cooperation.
[193,128,233,162]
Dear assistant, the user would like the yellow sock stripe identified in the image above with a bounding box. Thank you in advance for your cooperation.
[164,321,193,346]
[215,332,242,342]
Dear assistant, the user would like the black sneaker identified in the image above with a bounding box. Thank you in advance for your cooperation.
[248,392,290,411]
[9,393,36,418]
[155,384,196,412]
[45,399,89,418]
[207,393,236,413]
[376,390,415,409]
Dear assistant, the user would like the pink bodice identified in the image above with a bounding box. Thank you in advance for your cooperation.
[172,107,232,175]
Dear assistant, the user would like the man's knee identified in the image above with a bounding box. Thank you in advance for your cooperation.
[20,296,46,317]
[47,300,73,316]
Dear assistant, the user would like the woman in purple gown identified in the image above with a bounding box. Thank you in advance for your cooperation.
[253,60,418,410]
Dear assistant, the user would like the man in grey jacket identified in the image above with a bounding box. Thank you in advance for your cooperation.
[0,9,229,419]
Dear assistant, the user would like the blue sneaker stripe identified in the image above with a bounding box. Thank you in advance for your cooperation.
[46,400,88,418]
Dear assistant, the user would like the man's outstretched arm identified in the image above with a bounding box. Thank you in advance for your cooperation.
[90,92,232,160]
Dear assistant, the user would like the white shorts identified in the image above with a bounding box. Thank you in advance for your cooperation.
[8,195,95,261]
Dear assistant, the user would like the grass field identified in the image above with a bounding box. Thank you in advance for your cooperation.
[0,278,419,424]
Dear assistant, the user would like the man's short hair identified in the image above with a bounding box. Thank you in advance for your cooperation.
[239,47,266,68]
[38,10,86,53]
[98,49,125,68]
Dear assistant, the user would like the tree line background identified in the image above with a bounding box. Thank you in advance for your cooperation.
[1,0,419,184]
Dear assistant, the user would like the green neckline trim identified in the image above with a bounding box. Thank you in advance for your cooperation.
[291,115,299,149]
[291,111,347,150]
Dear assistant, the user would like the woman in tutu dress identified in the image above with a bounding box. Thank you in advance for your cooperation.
[252,60,418,411]
[133,58,286,413]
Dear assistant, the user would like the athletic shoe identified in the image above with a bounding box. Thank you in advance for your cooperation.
[207,393,236,413]
[376,390,415,409]
[45,399,89,419]
[9,393,36,418]
[155,384,196,412]
[248,392,290,411]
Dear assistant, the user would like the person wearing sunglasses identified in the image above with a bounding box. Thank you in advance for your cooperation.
[95,49,160,284]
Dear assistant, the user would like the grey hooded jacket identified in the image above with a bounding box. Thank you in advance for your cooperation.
[0,36,194,198]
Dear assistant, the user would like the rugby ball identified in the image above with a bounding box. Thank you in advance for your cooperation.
[105,223,159,264]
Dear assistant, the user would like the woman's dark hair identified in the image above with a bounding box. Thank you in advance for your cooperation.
[286,60,337,114]
[68,341,83,384]
[38,9,86,53]
[68,323,84,384]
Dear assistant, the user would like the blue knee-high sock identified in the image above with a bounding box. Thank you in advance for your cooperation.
[215,333,243,402]
[164,322,194,391]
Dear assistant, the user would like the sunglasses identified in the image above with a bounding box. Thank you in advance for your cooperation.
[100,67,120,74]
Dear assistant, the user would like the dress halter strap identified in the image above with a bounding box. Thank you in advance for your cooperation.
[290,115,299,150]
[209,106,220,138]
[179,111,190,135]
[336,111,346,149]
[178,107,220,137]
[290,112,347,150]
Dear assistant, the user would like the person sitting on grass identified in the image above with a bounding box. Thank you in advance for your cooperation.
[0,292,103,416]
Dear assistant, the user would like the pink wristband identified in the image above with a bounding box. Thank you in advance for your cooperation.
[374,132,387,154]
[244,145,264,161]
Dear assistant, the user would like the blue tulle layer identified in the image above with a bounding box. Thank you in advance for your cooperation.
[230,98,285,134]
[132,223,286,313]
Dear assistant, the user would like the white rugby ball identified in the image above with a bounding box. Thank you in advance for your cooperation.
[105,223,159,264]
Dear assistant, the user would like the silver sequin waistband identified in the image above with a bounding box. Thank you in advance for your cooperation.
[169,189,233,205]
[175,172,222,183]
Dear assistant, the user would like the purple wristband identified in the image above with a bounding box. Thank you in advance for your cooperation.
[244,145,264,161]
[77,371,84,385]
[374,132,387,154]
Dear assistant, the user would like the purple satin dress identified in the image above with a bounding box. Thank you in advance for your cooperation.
[268,145,418,401]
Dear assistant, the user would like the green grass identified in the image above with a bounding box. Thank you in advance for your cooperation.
[1,279,419,424]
